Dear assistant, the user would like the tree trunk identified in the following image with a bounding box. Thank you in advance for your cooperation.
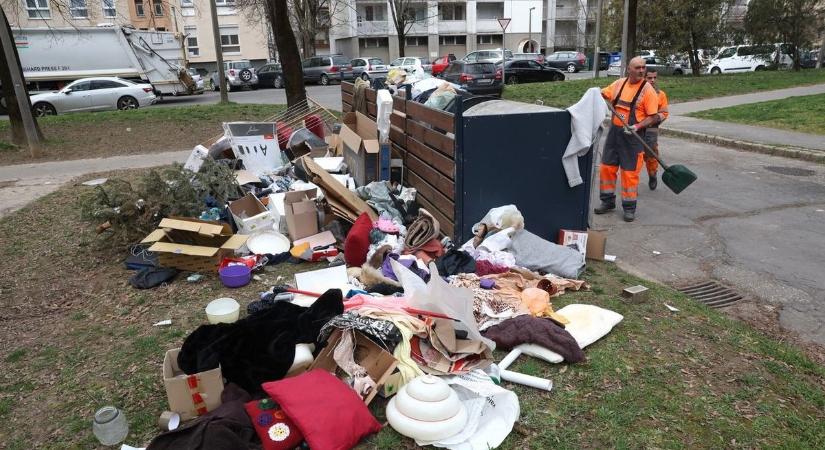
[627,0,637,61]
[397,33,405,57]
[817,37,824,69]
[0,6,43,148]
[688,33,702,77]
[267,0,306,108]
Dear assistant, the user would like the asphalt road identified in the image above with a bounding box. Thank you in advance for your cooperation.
[592,136,825,346]
[153,85,344,111]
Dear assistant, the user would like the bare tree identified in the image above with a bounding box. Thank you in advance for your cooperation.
[387,0,429,58]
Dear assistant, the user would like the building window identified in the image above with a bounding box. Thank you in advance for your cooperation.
[477,34,503,45]
[403,5,426,22]
[477,2,504,20]
[185,26,199,57]
[152,0,163,16]
[181,0,193,5]
[220,26,240,53]
[215,0,236,6]
[363,5,385,21]
[70,0,88,18]
[24,0,51,19]
[405,36,427,47]
[439,35,466,46]
[102,0,116,17]
[360,37,388,48]
[438,3,465,21]
[135,0,145,16]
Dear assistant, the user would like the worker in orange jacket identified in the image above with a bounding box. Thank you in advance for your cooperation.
[642,67,669,190]
[596,56,660,222]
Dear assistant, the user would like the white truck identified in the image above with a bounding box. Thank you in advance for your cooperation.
[11,25,200,97]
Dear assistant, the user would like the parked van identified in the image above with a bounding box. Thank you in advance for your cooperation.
[706,44,792,74]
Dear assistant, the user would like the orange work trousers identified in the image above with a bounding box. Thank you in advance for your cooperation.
[644,142,659,176]
[599,152,645,212]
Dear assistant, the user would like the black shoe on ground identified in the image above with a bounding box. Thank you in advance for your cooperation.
[594,203,616,214]
[649,175,658,190]
[623,210,635,222]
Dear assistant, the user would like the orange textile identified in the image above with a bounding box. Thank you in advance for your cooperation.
[599,152,645,207]
[644,141,660,176]
[601,77,658,127]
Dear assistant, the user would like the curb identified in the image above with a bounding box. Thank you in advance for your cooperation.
[660,127,825,164]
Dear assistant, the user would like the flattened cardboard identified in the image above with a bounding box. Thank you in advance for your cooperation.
[163,348,224,421]
[300,156,378,222]
[310,329,398,405]
[228,193,276,234]
[284,189,319,241]
[234,170,261,186]
[341,111,381,186]
[292,230,337,249]
[585,230,607,261]
[142,217,248,272]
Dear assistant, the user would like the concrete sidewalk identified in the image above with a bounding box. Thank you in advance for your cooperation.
[0,150,188,217]
[669,83,825,115]
[664,83,825,155]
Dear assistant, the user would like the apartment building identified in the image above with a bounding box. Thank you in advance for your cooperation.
[329,0,603,61]
[330,0,544,62]
[8,0,132,28]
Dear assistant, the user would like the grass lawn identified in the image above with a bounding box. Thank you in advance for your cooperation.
[688,93,825,135]
[0,103,287,166]
[0,168,823,449]
[504,69,825,109]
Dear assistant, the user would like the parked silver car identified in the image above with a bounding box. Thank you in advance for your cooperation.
[302,55,354,85]
[462,49,513,64]
[351,57,388,80]
[389,56,432,73]
[29,77,156,116]
[210,60,259,91]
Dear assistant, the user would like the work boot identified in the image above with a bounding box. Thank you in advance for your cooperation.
[623,210,636,222]
[649,174,658,190]
[594,202,616,214]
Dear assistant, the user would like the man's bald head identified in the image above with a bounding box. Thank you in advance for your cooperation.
[628,56,647,82]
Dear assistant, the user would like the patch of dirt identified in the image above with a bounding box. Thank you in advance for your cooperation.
[723,300,825,367]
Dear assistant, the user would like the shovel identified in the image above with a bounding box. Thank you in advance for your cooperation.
[605,102,697,194]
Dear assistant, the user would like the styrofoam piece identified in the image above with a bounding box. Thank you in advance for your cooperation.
[497,348,554,392]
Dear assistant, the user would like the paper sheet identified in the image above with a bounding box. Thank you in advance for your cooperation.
[294,265,348,294]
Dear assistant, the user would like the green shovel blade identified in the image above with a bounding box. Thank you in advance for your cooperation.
[662,164,697,194]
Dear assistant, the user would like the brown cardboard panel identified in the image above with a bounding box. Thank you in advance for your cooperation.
[163,348,224,422]
[284,189,319,241]
[586,230,607,261]
[301,156,378,221]
[310,329,397,405]
[141,218,246,272]
[148,242,220,257]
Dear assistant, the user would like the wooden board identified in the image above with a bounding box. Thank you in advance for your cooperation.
[405,153,455,200]
[407,171,454,220]
[406,101,454,134]
[407,120,455,158]
[407,137,454,178]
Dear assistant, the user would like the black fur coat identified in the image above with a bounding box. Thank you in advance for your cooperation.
[178,289,344,394]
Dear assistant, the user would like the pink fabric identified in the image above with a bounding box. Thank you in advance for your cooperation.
[344,294,409,313]
[475,260,509,276]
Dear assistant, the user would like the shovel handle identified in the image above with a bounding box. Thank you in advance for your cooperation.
[604,102,669,170]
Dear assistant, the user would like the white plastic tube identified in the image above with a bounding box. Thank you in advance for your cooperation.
[497,348,554,392]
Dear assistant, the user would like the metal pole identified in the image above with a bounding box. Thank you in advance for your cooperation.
[0,10,41,156]
[620,0,629,76]
[529,7,534,52]
[209,0,228,102]
[593,0,603,78]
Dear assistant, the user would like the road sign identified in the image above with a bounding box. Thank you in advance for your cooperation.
[497,18,511,31]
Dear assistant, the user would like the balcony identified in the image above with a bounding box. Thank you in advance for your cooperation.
[552,33,595,49]
[476,19,502,33]
[551,6,596,21]
[357,20,389,36]
[438,20,467,34]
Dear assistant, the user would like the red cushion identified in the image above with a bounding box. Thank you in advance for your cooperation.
[262,369,381,450]
[243,398,304,450]
[344,213,373,267]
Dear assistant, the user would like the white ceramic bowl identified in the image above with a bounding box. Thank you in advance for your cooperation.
[205,298,240,324]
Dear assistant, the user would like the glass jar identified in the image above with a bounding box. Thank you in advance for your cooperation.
[92,406,129,446]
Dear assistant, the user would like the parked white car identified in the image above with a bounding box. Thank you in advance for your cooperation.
[706,44,792,74]
[30,77,156,116]
[389,56,432,73]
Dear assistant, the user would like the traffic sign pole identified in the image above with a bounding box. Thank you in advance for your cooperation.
[498,18,511,87]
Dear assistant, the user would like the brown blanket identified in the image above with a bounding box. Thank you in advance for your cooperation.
[482,315,585,363]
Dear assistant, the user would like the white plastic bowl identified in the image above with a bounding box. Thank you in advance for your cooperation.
[205,298,240,324]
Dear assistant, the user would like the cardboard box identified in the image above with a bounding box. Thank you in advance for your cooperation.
[284,189,319,241]
[310,329,398,405]
[558,229,589,257]
[162,348,224,421]
[340,111,383,186]
[378,370,404,398]
[557,229,607,261]
[228,193,277,235]
[141,217,248,273]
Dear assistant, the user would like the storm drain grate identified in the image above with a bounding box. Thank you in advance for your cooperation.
[676,281,743,308]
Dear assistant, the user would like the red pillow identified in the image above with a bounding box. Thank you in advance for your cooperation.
[344,213,373,267]
[243,398,304,450]
[262,369,381,450]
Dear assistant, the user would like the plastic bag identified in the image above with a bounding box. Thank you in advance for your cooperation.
[472,205,524,235]
[391,259,495,351]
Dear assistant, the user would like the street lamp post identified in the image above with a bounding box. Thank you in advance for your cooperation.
[528,7,535,52]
